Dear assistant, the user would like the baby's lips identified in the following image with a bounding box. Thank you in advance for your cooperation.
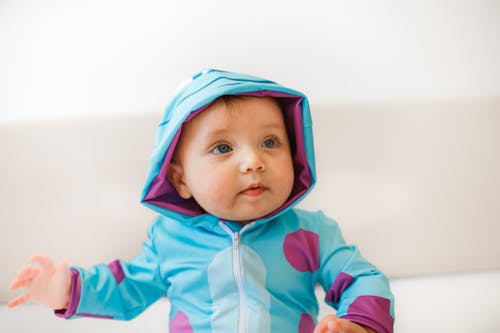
[240,185,267,196]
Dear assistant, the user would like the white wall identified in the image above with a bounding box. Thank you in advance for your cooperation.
[1,0,500,123]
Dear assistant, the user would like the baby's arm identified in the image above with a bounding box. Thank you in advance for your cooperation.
[8,255,72,310]
[315,315,376,333]
[316,212,394,333]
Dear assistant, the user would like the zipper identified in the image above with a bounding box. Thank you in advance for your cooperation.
[219,222,254,333]
[233,232,246,333]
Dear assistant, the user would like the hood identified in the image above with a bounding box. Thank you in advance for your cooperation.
[141,69,316,223]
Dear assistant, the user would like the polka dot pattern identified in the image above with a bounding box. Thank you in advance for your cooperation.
[283,229,319,272]
[298,313,315,333]
[170,310,193,333]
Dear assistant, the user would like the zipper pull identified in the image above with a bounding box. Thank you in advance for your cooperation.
[233,232,240,248]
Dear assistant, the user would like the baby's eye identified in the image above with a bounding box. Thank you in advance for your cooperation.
[212,143,233,154]
[262,138,278,149]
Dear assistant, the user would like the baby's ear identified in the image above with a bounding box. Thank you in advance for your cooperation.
[167,162,192,199]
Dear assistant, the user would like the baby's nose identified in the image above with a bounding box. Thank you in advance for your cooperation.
[240,150,266,173]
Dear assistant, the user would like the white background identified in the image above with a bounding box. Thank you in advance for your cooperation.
[1,0,500,122]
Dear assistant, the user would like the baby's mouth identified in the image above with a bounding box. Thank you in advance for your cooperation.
[240,184,267,197]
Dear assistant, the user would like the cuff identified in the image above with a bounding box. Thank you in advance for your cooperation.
[340,295,394,333]
[341,314,389,333]
[54,268,81,319]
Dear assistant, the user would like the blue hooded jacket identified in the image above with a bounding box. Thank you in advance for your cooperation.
[56,69,394,333]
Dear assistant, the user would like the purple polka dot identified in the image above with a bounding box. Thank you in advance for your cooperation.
[283,229,319,272]
[170,310,193,333]
[298,313,315,333]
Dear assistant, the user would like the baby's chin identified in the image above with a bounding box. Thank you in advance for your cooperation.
[215,214,264,225]
[218,209,280,225]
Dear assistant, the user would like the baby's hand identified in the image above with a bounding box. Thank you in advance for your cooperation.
[314,314,376,333]
[8,255,72,310]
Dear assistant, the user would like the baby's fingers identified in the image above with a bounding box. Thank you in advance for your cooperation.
[7,293,31,308]
[10,266,40,290]
[30,255,55,272]
[15,266,40,281]
[10,277,34,291]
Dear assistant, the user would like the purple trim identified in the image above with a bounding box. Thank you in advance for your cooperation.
[143,105,211,216]
[108,260,125,284]
[55,269,81,318]
[75,312,114,319]
[54,268,116,320]
[143,90,313,218]
[326,272,354,304]
[342,296,393,333]
[249,92,312,217]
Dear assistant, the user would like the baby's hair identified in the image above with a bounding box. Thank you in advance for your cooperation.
[209,94,282,115]
[214,94,242,108]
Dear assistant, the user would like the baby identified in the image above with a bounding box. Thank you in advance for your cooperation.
[9,69,394,333]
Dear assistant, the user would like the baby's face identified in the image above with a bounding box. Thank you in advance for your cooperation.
[168,96,295,224]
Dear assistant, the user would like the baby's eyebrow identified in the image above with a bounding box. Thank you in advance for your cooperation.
[202,121,286,141]
[203,128,230,139]
[257,122,288,134]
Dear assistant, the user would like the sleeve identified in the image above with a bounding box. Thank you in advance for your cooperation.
[316,211,395,333]
[55,221,169,320]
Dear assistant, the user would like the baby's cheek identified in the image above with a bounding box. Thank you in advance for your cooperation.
[198,181,232,211]
[206,180,230,199]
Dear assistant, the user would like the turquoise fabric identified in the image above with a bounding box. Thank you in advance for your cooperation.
[62,69,394,333]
